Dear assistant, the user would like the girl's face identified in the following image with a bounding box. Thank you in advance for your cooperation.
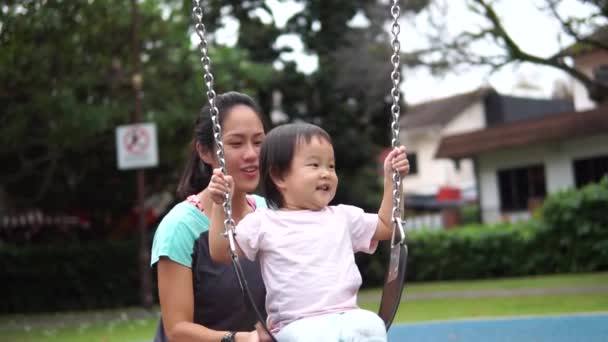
[275,136,338,211]
[210,105,265,194]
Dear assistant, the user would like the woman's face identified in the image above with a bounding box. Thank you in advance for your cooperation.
[220,105,265,194]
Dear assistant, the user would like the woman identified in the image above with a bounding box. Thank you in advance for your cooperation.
[151,92,269,342]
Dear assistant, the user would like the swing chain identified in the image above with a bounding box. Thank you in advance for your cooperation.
[192,0,237,242]
[389,0,406,246]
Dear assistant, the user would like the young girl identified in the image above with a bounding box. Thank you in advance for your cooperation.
[208,123,409,341]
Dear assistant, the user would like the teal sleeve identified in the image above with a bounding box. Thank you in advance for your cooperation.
[150,202,210,268]
[251,194,267,209]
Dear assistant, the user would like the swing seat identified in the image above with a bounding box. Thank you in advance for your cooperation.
[378,241,408,330]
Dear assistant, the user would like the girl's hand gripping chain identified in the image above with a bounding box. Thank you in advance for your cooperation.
[383,146,410,178]
[209,168,235,205]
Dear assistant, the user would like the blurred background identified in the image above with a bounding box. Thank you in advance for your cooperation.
[1,0,607,341]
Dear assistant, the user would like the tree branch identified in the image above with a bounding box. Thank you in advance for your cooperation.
[544,0,608,52]
[472,0,598,92]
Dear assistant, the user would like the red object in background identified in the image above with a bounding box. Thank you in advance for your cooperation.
[437,186,463,228]
[436,186,461,202]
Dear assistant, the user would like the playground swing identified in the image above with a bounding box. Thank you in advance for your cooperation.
[191,0,409,339]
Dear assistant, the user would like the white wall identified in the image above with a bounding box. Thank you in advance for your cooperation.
[401,129,446,195]
[442,102,486,135]
[572,77,595,111]
[477,134,608,223]
[400,102,484,196]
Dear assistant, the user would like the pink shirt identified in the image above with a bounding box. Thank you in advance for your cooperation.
[235,204,379,332]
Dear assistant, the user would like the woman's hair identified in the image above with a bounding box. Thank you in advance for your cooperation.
[177,91,264,200]
[260,122,332,208]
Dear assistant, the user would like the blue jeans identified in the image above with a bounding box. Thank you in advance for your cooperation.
[275,309,387,342]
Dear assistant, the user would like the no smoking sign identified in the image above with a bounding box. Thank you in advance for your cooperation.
[116,123,159,170]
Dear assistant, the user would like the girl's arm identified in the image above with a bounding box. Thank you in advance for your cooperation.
[208,202,246,264]
[207,169,245,264]
[157,258,253,342]
[374,146,409,241]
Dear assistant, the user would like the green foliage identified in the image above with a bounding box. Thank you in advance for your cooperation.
[360,179,608,284]
[0,240,149,313]
[403,222,541,282]
[279,0,418,205]
[538,176,608,272]
[7,177,607,312]
[0,0,278,211]
[461,204,481,225]
[1,0,434,212]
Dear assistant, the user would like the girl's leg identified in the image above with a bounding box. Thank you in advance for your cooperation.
[338,309,387,342]
[275,313,342,342]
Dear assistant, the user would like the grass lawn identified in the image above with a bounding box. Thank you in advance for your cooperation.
[361,294,608,323]
[0,317,157,342]
[359,271,608,297]
[2,272,607,342]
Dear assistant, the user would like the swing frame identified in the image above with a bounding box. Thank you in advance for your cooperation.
[191,0,408,338]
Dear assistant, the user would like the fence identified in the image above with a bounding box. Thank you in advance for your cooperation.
[404,213,443,231]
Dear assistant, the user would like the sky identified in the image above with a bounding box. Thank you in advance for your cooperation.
[209,0,599,105]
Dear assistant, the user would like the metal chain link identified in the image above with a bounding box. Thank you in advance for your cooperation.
[192,1,237,244]
[389,0,406,246]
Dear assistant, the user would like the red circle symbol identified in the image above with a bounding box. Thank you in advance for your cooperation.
[122,126,150,155]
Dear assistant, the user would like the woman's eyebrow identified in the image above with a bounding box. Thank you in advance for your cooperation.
[224,131,265,138]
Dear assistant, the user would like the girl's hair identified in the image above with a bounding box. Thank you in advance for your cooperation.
[177,91,265,200]
[260,122,332,208]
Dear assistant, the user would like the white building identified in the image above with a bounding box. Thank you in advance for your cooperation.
[399,87,574,214]
[435,37,608,224]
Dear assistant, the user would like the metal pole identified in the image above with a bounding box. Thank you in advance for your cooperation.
[131,0,153,309]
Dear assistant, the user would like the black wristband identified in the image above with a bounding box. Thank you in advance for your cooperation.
[221,331,236,342]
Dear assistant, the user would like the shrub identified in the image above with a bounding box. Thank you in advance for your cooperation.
[0,239,156,313]
[361,178,608,284]
[539,176,608,272]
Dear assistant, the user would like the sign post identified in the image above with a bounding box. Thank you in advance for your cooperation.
[129,0,153,309]
[115,121,157,309]
[116,123,159,170]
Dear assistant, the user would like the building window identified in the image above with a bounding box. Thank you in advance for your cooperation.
[497,164,546,212]
[574,155,608,188]
[407,152,418,175]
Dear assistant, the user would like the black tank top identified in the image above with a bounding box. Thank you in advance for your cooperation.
[153,199,266,341]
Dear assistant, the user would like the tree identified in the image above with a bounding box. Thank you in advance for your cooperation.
[0,0,430,212]
[278,0,427,209]
[0,0,275,211]
[405,0,608,102]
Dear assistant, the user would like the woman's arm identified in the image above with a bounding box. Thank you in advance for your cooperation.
[157,258,252,342]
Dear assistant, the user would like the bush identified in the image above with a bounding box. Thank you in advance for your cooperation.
[539,176,608,272]
[361,177,608,284]
[403,221,540,282]
[4,179,607,312]
[0,239,155,314]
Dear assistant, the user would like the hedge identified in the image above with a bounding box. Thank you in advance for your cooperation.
[360,177,608,284]
[0,240,148,313]
[3,178,607,313]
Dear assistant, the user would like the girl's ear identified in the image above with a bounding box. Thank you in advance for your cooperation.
[196,142,215,166]
[269,169,287,191]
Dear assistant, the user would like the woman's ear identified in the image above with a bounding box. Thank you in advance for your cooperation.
[196,142,216,166]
